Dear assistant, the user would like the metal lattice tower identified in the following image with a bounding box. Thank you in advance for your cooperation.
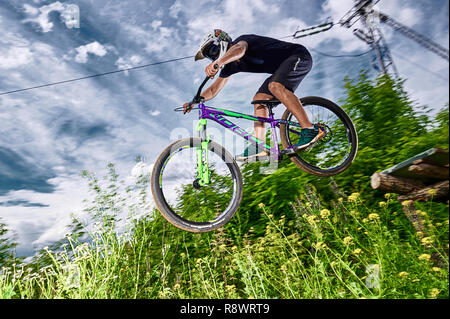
[339,0,399,77]
[379,12,450,62]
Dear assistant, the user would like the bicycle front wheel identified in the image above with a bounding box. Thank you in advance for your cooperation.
[151,138,243,232]
[280,96,358,177]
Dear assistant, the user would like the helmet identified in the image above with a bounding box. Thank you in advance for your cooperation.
[194,29,232,62]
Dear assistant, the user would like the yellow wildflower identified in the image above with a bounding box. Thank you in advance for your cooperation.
[398,271,409,278]
[432,267,441,272]
[338,197,343,203]
[173,283,181,290]
[305,202,312,207]
[384,193,392,199]
[315,242,326,250]
[320,209,331,219]
[180,252,185,258]
[343,236,354,245]
[402,200,413,206]
[306,215,317,224]
[427,189,437,197]
[368,213,380,221]
[411,278,420,283]
[353,248,362,255]
[417,210,427,217]
[258,203,265,209]
[429,288,440,298]
[280,265,287,272]
[418,254,431,261]
[378,201,386,207]
[421,237,433,245]
[348,192,360,202]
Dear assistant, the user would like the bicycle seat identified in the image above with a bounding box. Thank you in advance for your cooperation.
[251,99,281,107]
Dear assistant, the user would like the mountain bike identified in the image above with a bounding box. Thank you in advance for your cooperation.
[151,75,358,232]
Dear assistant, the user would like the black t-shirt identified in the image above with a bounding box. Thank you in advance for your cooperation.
[219,34,308,78]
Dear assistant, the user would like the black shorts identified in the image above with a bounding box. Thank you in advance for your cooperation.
[257,49,313,96]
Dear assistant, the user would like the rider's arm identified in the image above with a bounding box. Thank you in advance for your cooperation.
[216,41,248,68]
[205,41,248,78]
[183,76,230,113]
[201,76,229,101]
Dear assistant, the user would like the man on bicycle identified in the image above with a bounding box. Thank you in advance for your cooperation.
[183,29,323,161]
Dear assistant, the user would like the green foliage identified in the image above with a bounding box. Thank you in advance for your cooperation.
[0,219,17,267]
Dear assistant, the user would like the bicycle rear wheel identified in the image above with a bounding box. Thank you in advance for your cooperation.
[151,138,243,232]
[280,96,358,177]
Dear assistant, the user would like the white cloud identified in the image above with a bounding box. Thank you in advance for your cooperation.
[0,174,89,252]
[0,46,34,69]
[115,55,143,74]
[22,1,65,32]
[169,1,182,19]
[74,41,108,63]
[149,109,160,116]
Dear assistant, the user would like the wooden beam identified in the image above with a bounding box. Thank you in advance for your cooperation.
[370,172,424,194]
[398,180,449,202]
[408,163,449,180]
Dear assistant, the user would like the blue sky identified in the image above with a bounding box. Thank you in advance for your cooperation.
[0,0,448,257]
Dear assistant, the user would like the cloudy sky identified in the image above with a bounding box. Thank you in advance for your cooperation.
[0,0,448,257]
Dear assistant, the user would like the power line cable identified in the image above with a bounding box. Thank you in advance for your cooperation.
[0,29,391,97]
[309,47,373,58]
[0,55,194,96]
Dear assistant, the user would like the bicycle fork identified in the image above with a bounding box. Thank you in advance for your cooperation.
[195,118,211,186]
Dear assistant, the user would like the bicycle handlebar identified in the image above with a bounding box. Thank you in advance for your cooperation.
[183,64,219,114]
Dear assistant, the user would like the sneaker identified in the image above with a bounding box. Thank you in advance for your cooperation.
[292,124,325,151]
[235,145,269,162]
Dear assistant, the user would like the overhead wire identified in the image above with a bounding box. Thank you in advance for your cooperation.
[0,17,445,96]
[0,55,194,96]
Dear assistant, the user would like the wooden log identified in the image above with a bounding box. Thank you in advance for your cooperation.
[370,172,424,194]
[398,180,449,202]
[408,163,449,180]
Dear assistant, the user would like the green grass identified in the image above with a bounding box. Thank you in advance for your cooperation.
[1,189,448,299]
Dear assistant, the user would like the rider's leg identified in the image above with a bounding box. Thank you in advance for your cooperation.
[235,93,273,162]
[268,82,313,129]
[267,52,325,150]
[253,92,274,142]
